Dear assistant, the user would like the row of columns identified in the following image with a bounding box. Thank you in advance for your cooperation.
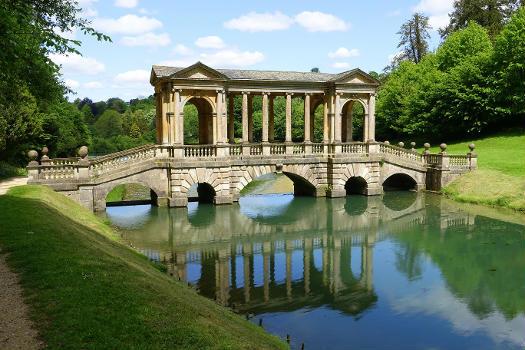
[157,86,376,146]
[171,236,375,305]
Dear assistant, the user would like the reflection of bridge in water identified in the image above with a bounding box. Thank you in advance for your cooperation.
[110,193,476,316]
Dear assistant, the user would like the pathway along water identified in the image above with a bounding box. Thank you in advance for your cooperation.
[104,192,525,350]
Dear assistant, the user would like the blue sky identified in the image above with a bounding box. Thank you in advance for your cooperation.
[54,0,454,102]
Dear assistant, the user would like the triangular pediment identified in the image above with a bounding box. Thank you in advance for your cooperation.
[332,68,380,85]
[170,61,228,80]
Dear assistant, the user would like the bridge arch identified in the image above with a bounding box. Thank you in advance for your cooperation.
[382,173,417,191]
[339,164,374,196]
[181,95,217,144]
[235,164,319,198]
[179,168,223,203]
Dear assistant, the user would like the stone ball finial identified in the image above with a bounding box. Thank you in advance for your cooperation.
[384,141,390,145]
[468,143,475,152]
[424,143,430,150]
[440,143,447,152]
[42,146,48,156]
[410,142,416,148]
[28,150,38,161]
[78,146,88,159]
[398,142,404,148]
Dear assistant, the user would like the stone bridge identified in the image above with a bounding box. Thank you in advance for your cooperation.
[26,62,477,211]
[27,141,476,211]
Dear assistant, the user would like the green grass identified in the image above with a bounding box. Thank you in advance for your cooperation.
[239,180,266,195]
[420,128,525,211]
[0,185,288,350]
[105,184,126,202]
[0,161,27,180]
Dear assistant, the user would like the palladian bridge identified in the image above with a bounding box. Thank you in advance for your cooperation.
[27,62,477,211]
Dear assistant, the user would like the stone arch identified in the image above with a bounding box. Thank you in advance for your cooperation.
[345,176,368,195]
[339,164,373,194]
[93,169,168,211]
[235,164,318,197]
[341,99,367,142]
[382,173,418,191]
[181,95,216,144]
[179,168,224,199]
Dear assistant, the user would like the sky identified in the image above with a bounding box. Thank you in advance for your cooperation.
[55,0,455,102]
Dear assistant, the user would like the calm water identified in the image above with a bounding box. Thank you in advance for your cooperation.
[105,193,525,349]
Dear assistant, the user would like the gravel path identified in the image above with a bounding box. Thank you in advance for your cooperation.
[0,176,27,195]
[0,176,43,349]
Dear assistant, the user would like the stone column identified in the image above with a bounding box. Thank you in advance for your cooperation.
[368,93,376,141]
[334,93,342,142]
[248,94,253,143]
[262,92,269,142]
[169,91,176,144]
[215,90,222,145]
[228,94,234,143]
[304,93,311,143]
[162,87,170,145]
[363,112,369,143]
[329,94,335,142]
[155,90,162,144]
[173,88,183,145]
[269,96,275,142]
[241,92,249,143]
[285,240,293,298]
[285,93,293,142]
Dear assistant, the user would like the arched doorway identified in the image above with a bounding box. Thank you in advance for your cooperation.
[183,97,214,144]
[341,100,365,142]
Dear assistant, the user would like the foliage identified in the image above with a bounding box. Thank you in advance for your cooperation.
[377,15,523,142]
[95,110,123,139]
[397,13,431,63]
[439,0,524,40]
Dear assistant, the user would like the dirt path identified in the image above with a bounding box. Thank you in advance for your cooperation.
[0,176,42,349]
[0,176,27,195]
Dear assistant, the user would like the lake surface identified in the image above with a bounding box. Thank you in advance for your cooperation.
[105,193,525,349]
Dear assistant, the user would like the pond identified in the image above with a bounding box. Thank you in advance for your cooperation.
[105,192,525,349]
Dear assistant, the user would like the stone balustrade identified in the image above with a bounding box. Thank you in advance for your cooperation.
[26,141,477,184]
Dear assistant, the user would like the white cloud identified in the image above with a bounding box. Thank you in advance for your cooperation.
[54,27,76,40]
[138,8,157,15]
[387,9,401,16]
[114,0,137,8]
[172,44,193,56]
[83,81,104,89]
[388,50,405,62]
[294,11,351,32]
[328,47,359,59]
[413,0,453,29]
[93,15,162,35]
[49,53,105,75]
[77,0,98,17]
[224,11,294,32]
[115,69,150,83]
[200,49,264,67]
[120,32,171,47]
[332,62,350,69]
[65,79,80,88]
[195,36,226,49]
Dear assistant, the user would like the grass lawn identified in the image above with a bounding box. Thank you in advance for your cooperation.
[0,185,288,350]
[421,128,525,211]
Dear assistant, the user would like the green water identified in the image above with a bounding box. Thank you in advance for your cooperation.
[106,193,525,349]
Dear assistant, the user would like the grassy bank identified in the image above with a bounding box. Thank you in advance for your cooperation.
[424,129,525,211]
[0,185,287,350]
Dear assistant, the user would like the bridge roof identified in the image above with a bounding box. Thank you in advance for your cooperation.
[150,61,380,85]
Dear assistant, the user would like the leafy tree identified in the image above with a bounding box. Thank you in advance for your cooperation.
[490,7,525,119]
[95,110,123,139]
[94,101,107,118]
[311,67,320,73]
[439,0,524,40]
[80,104,96,125]
[397,13,431,63]
[106,97,127,114]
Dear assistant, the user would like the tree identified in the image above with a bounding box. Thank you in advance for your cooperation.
[491,7,525,119]
[439,0,524,40]
[310,67,320,73]
[397,13,431,63]
[95,110,123,139]
[106,97,127,113]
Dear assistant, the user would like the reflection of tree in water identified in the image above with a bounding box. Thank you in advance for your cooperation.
[395,215,525,320]
[187,203,216,227]
[344,196,369,216]
[394,239,423,282]
[382,191,417,211]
